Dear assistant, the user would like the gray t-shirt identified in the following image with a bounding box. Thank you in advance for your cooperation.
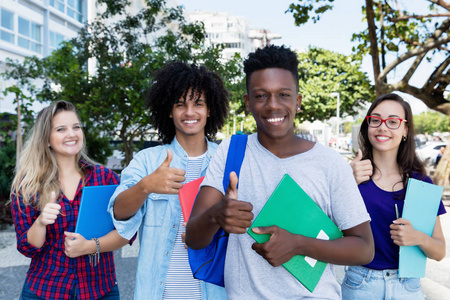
[202,134,370,300]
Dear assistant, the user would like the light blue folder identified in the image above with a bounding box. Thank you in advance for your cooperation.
[75,185,118,240]
[399,178,443,278]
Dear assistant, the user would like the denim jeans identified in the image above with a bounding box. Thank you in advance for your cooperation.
[20,280,120,300]
[341,265,424,300]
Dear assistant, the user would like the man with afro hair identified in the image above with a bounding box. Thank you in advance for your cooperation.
[108,62,228,299]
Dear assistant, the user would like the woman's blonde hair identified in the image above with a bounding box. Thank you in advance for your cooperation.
[11,101,94,210]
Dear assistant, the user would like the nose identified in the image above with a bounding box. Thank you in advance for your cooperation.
[266,94,281,110]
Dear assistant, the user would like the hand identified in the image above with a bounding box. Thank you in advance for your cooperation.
[64,231,92,258]
[390,218,419,246]
[251,225,300,267]
[350,149,373,185]
[37,191,60,226]
[181,222,187,249]
[214,172,253,234]
[143,149,185,194]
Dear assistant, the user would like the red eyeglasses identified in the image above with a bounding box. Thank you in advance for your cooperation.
[366,116,407,129]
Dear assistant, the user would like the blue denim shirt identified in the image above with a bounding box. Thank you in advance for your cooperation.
[108,137,226,300]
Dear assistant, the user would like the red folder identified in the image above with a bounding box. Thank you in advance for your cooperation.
[179,176,205,222]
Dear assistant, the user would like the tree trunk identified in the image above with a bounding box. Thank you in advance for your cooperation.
[16,95,22,165]
[365,0,381,96]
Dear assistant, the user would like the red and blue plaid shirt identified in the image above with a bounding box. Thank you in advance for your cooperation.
[11,161,123,300]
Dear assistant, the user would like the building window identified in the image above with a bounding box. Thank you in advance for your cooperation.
[18,17,42,53]
[49,31,64,50]
[50,0,83,22]
[1,8,14,44]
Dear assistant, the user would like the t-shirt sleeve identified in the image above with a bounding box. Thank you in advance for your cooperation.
[328,155,371,231]
[201,138,231,195]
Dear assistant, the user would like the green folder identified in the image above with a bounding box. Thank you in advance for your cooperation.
[247,174,343,292]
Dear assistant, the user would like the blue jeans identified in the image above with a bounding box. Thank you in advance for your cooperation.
[20,280,120,300]
[341,265,424,300]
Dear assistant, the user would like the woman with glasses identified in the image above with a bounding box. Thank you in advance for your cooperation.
[342,93,446,299]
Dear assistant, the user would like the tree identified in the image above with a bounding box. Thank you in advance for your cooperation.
[3,0,236,165]
[296,47,374,122]
[287,1,450,114]
[414,111,449,134]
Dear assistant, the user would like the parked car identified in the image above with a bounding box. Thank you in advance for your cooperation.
[416,142,447,166]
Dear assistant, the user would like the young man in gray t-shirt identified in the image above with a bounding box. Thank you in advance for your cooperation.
[186,45,374,299]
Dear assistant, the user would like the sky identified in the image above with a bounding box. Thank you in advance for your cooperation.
[178,0,430,115]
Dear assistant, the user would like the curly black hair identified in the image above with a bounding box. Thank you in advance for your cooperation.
[146,62,229,144]
[243,45,299,92]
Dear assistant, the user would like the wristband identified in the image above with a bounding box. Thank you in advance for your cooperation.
[89,238,100,267]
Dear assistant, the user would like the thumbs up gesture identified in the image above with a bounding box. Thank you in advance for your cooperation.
[144,149,185,194]
[37,191,61,226]
[215,172,253,234]
[350,149,373,185]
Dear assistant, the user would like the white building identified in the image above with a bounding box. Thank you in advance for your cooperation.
[187,11,280,60]
[0,0,88,113]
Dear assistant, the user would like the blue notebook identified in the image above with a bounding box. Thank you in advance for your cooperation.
[399,178,443,278]
[75,185,118,240]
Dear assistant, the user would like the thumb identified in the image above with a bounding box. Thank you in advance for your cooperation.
[161,149,173,167]
[354,149,363,162]
[49,191,58,203]
[252,226,274,235]
[64,231,78,239]
[225,171,239,198]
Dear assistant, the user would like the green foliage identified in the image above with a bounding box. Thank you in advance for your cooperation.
[414,111,449,134]
[2,0,242,165]
[287,1,450,115]
[0,138,15,224]
[286,0,335,26]
[297,47,374,122]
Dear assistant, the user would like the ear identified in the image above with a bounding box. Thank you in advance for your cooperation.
[207,107,210,117]
[244,94,251,113]
[169,110,173,118]
[297,94,302,108]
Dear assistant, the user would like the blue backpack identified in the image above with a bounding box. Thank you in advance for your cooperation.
[188,134,248,287]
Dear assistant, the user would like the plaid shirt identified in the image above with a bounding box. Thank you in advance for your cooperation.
[11,161,121,300]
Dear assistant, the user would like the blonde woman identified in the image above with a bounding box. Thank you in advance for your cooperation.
[11,101,131,300]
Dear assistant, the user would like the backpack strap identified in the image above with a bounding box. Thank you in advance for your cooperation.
[222,134,248,191]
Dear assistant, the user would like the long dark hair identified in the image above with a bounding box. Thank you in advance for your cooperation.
[359,93,426,196]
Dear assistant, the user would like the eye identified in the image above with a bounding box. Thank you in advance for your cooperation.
[56,128,65,132]
[280,93,290,97]
[74,125,82,130]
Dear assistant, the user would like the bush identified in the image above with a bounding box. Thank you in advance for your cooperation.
[0,139,16,225]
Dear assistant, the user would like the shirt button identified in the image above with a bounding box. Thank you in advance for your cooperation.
[160,282,163,285]
[166,252,168,255]
[173,225,175,228]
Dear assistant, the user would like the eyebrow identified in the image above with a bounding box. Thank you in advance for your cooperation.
[54,123,81,129]
[371,113,401,118]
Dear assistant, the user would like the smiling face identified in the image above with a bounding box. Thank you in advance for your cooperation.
[49,110,84,160]
[367,100,408,156]
[244,68,301,144]
[170,88,209,140]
